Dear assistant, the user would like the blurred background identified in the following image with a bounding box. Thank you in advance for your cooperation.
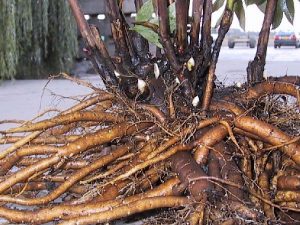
[0,0,78,79]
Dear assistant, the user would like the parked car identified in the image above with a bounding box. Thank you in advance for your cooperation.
[274,31,300,48]
[227,29,256,48]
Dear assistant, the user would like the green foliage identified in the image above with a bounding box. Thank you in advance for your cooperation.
[234,0,246,30]
[244,0,265,6]
[256,1,267,13]
[214,0,295,30]
[273,0,284,29]
[213,0,226,12]
[244,0,295,29]
[0,0,78,80]
[282,0,294,24]
[48,0,78,74]
[213,0,245,30]
[132,0,176,48]
[132,25,163,48]
[271,0,295,29]
[135,0,154,22]
[0,0,17,80]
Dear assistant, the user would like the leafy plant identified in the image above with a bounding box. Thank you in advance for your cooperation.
[131,0,176,48]
[213,0,295,30]
[245,0,295,29]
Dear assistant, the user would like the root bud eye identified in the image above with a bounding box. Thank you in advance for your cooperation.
[138,79,147,93]
[192,96,200,107]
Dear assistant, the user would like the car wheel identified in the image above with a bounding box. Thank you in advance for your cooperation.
[249,39,256,48]
[274,45,277,48]
[228,42,235,49]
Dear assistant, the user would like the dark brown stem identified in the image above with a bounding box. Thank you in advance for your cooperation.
[156,0,181,72]
[68,0,117,85]
[201,8,233,110]
[194,0,212,98]
[120,13,140,64]
[200,0,213,61]
[106,0,132,66]
[156,0,194,98]
[176,0,189,55]
[133,0,150,59]
[134,0,143,10]
[190,0,204,48]
[90,26,116,76]
[246,0,277,84]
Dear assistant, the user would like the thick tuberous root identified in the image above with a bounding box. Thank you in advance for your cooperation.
[0,0,299,224]
[0,79,299,224]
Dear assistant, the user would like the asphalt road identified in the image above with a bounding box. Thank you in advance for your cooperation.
[0,46,299,122]
[216,46,300,85]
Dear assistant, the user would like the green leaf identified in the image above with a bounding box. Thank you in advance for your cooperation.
[213,0,226,12]
[272,0,283,29]
[234,0,246,30]
[272,0,294,29]
[136,0,154,22]
[132,25,162,48]
[245,0,265,6]
[132,1,175,48]
[226,0,235,10]
[256,1,267,13]
[283,0,294,24]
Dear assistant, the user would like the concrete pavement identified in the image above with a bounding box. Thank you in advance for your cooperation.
[0,46,299,122]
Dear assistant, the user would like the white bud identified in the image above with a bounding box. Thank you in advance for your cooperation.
[192,96,200,107]
[154,63,160,79]
[235,82,242,88]
[114,70,120,78]
[187,57,195,71]
[175,77,180,84]
[138,79,147,93]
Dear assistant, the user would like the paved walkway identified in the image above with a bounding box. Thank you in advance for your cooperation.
[0,76,103,130]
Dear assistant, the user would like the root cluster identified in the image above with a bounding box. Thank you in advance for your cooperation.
[0,76,299,225]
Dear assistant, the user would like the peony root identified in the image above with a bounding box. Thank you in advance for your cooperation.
[0,82,299,224]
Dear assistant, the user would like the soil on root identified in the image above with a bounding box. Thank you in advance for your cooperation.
[0,76,299,225]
